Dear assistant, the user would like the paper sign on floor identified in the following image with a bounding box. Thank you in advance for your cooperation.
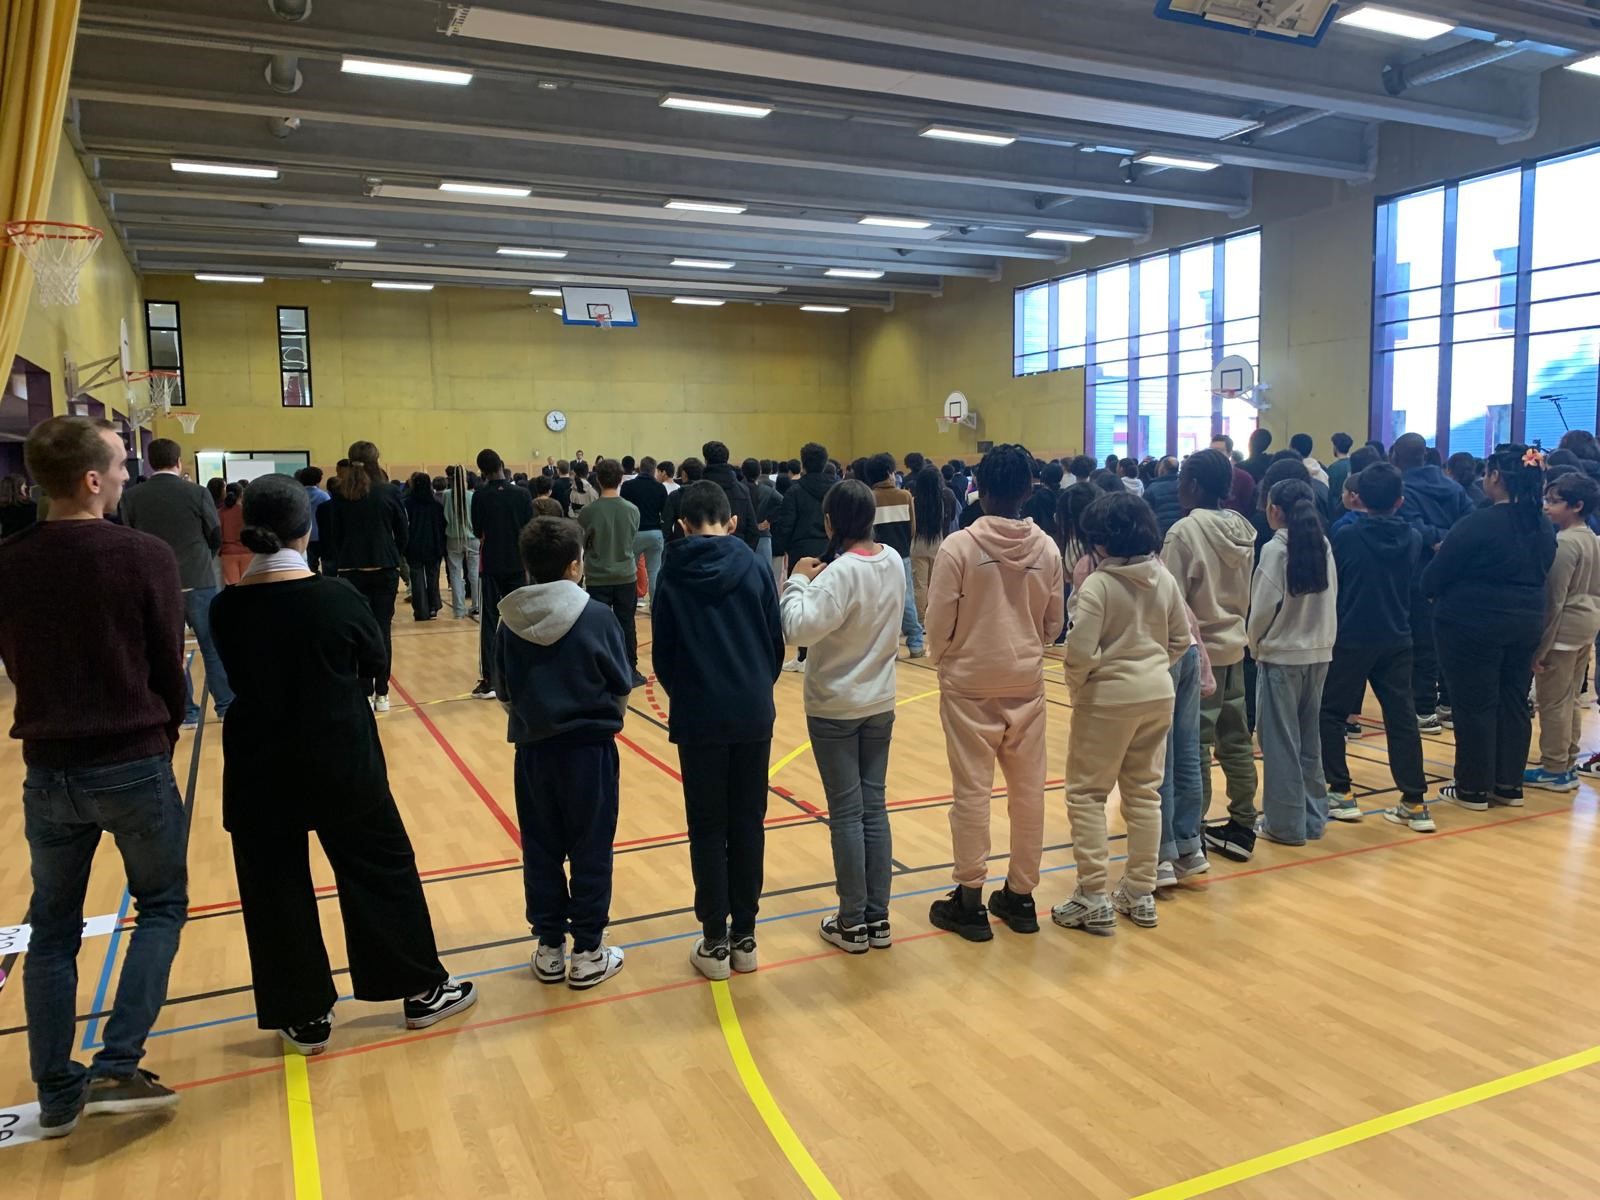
[0,913,120,958]
[0,1104,42,1151]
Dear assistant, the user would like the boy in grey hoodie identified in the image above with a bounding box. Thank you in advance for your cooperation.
[494,517,632,992]
[1163,449,1260,862]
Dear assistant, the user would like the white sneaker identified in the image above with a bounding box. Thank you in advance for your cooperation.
[782,658,805,674]
[731,936,758,974]
[567,945,624,991]
[374,694,391,713]
[691,937,731,980]
[1111,883,1158,928]
[532,943,566,985]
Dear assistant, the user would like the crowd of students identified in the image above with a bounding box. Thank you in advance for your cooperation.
[3,414,1598,1141]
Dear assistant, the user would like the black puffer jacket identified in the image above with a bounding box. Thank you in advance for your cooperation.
[770,471,831,566]
[1144,476,1184,537]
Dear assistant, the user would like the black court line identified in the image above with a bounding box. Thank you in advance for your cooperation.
[898,653,1073,709]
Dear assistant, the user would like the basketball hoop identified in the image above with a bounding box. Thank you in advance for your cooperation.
[937,390,978,434]
[589,302,614,330]
[4,221,104,307]
[175,412,200,436]
[123,370,181,427]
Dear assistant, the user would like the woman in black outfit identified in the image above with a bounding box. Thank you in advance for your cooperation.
[318,441,407,710]
[0,474,37,539]
[402,471,446,622]
[1424,443,1556,810]
[209,474,475,1053]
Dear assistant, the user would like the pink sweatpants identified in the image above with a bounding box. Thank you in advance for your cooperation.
[939,690,1048,894]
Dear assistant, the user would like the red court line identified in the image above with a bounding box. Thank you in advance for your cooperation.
[172,856,524,921]
[617,732,682,782]
[389,674,522,848]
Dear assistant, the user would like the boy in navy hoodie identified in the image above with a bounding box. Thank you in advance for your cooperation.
[1317,463,1434,832]
[653,481,786,980]
[494,517,632,991]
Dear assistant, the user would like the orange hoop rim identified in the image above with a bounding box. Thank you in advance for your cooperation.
[124,370,180,382]
[4,220,104,244]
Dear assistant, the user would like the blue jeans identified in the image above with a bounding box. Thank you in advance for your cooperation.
[183,586,233,720]
[1159,645,1204,862]
[22,756,189,1113]
[807,711,895,926]
[444,537,480,619]
[899,553,924,653]
[1257,661,1331,843]
[634,529,665,606]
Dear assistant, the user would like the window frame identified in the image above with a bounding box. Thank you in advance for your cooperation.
[143,299,185,407]
[277,305,313,409]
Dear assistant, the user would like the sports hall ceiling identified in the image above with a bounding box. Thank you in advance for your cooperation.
[69,0,1600,311]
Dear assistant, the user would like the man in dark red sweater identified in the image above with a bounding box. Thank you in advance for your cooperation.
[0,417,188,1136]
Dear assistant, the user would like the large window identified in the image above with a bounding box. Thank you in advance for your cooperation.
[278,306,312,408]
[143,301,185,406]
[1373,144,1600,456]
[1013,230,1261,458]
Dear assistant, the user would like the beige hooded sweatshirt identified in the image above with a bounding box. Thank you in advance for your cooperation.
[1064,556,1190,705]
[1162,506,1256,667]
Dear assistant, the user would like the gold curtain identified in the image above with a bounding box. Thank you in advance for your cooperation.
[0,0,83,373]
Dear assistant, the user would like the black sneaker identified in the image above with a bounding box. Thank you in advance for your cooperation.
[280,1013,333,1056]
[928,887,993,942]
[819,916,869,954]
[1202,820,1256,863]
[1417,712,1443,737]
[866,920,892,949]
[986,885,1040,934]
[83,1069,179,1115]
[1344,721,1362,741]
[630,669,649,688]
[404,980,478,1030]
[39,1086,87,1138]
[470,680,496,700]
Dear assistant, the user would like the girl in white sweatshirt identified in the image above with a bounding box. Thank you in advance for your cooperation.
[779,479,907,954]
[1247,478,1338,845]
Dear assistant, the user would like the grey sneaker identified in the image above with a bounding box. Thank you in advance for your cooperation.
[1155,860,1179,890]
[1111,884,1158,928]
[1173,850,1210,879]
[1327,793,1363,822]
[1051,890,1116,936]
[731,937,758,974]
[1382,803,1436,833]
[84,1069,179,1115]
[39,1087,88,1138]
[1417,712,1443,737]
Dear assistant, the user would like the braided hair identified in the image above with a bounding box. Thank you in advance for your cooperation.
[974,443,1034,515]
[1487,443,1546,533]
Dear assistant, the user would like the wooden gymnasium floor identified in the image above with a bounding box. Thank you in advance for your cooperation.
[2,612,1599,1199]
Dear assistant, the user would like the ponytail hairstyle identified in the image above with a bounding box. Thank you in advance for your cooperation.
[447,463,470,532]
[238,473,312,555]
[223,482,241,509]
[1487,442,1547,531]
[1055,480,1097,561]
[822,479,878,562]
[340,440,386,501]
[1268,478,1328,596]
[910,465,945,546]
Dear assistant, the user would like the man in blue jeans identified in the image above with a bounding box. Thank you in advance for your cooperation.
[0,417,190,1136]
[120,437,234,723]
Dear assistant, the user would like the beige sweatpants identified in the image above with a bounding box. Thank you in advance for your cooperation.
[940,690,1048,894]
[1536,644,1592,773]
[911,543,939,626]
[1065,699,1171,897]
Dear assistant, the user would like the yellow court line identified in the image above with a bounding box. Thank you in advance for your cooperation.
[768,686,941,780]
[1130,1043,1600,1200]
[710,980,843,1200]
[283,1050,324,1200]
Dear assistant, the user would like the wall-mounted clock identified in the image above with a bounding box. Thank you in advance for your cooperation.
[545,410,568,432]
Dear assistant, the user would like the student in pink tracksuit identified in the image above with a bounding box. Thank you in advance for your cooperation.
[924,444,1066,942]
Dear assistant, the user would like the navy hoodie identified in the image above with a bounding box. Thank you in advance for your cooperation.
[1331,513,1421,649]
[1399,466,1473,554]
[493,580,631,744]
[652,535,784,745]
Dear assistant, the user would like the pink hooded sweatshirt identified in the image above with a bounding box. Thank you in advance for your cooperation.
[925,515,1065,698]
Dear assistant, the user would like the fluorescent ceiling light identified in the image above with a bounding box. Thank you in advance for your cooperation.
[439,181,533,197]
[919,125,1016,147]
[1335,5,1455,39]
[1566,54,1600,77]
[801,305,850,313]
[529,288,563,297]
[372,280,434,291]
[826,268,884,279]
[497,246,568,258]
[298,235,378,248]
[1027,230,1095,243]
[673,297,726,306]
[1135,152,1221,172]
[194,273,264,283]
[172,160,278,179]
[665,199,748,214]
[660,93,772,118]
[672,258,736,270]
[858,216,933,230]
[340,56,473,86]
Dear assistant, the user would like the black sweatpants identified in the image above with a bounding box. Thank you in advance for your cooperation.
[409,558,443,621]
[679,740,771,942]
[341,568,398,697]
[587,581,638,669]
[229,795,447,1030]
[515,739,620,952]
[1319,639,1427,805]
[1435,618,1540,798]
[1410,587,1442,717]
[479,570,525,682]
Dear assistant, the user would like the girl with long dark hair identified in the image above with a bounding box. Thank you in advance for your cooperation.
[1247,479,1337,846]
[780,479,906,953]
[1424,444,1556,813]
[219,483,250,585]
[441,464,480,619]
[209,474,475,1055]
[908,466,945,625]
[319,441,408,709]
[402,471,446,622]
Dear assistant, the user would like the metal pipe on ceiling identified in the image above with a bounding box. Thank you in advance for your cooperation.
[1383,40,1524,97]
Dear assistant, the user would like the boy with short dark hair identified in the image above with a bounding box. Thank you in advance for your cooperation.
[652,481,785,979]
[495,516,632,990]
[578,459,644,687]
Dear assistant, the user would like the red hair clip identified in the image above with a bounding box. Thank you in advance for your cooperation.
[1522,447,1546,469]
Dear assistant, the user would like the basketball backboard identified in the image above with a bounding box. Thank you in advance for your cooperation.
[1155,0,1337,44]
[560,286,638,327]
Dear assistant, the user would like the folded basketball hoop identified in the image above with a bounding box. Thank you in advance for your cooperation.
[4,221,104,307]
[175,412,200,436]
[123,370,181,427]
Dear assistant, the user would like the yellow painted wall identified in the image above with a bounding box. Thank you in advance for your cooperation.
[144,275,852,477]
[14,142,146,407]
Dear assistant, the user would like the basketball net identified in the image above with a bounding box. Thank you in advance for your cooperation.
[589,302,614,330]
[4,221,104,307]
[123,371,181,428]
[175,412,200,435]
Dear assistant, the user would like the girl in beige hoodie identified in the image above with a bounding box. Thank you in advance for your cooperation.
[1054,494,1190,935]
[924,446,1065,942]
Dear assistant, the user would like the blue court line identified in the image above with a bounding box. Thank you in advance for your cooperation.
[81,888,132,1052]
